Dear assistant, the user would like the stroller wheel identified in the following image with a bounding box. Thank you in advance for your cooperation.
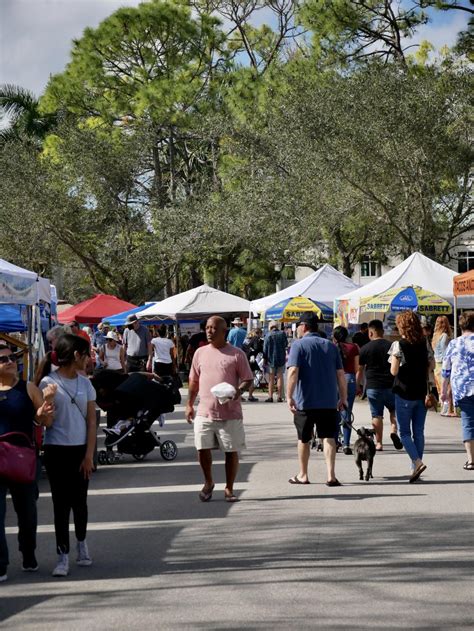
[160,440,178,461]
[132,453,146,461]
[106,451,116,465]
[97,450,107,465]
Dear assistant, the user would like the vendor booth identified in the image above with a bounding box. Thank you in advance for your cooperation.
[0,258,52,378]
[250,264,359,315]
[58,294,137,325]
[335,252,467,326]
[453,269,474,336]
[103,305,200,331]
[137,284,251,320]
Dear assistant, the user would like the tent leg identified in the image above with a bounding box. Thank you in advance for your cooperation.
[454,296,458,338]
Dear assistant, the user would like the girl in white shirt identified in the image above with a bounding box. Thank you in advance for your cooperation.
[38,334,96,578]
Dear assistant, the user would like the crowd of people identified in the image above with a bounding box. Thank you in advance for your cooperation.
[0,308,472,583]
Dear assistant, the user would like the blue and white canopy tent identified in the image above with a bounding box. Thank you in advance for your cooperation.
[0,259,53,377]
[102,304,200,328]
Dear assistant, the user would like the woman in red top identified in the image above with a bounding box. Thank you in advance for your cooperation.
[333,326,360,454]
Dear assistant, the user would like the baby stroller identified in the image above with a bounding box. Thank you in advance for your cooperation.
[92,371,179,465]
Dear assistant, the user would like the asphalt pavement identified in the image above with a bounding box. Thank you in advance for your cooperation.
[2,393,473,630]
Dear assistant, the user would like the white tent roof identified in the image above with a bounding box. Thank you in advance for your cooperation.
[38,277,52,303]
[137,284,251,319]
[337,252,467,304]
[250,264,360,313]
[0,258,38,305]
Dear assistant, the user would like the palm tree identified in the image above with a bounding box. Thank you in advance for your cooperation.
[0,84,57,144]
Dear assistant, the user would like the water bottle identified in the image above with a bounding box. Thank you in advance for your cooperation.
[441,401,449,415]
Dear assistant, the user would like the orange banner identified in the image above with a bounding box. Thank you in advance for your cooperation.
[453,270,474,296]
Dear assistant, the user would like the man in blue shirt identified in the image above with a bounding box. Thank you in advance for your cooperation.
[286,313,347,486]
[227,318,247,349]
[263,321,288,402]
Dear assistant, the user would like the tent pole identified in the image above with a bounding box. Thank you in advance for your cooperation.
[174,320,180,371]
[454,296,458,338]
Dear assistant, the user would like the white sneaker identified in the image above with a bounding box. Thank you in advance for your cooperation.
[52,553,69,577]
[76,540,92,566]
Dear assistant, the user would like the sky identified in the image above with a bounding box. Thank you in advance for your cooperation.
[0,0,470,97]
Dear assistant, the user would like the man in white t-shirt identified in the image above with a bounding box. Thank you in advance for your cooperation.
[151,326,176,377]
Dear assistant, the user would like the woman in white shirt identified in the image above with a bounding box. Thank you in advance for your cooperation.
[151,326,176,377]
[99,331,125,372]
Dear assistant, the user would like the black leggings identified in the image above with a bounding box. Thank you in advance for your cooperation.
[44,445,89,554]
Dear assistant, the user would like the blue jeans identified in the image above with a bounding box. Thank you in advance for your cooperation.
[394,395,427,464]
[340,374,357,446]
[458,395,474,442]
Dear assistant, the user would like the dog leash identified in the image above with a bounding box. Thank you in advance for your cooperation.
[340,407,364,437]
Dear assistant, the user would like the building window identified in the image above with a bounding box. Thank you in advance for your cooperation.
[458,251,474,273]
[360,256,377,277]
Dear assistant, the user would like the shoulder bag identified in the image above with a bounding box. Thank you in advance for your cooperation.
[0,431,36,484]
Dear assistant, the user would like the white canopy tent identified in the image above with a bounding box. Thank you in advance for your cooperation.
[137,284,251,319]
[336,252,471,325]
[250,264,360,314]
[0,258,38,305]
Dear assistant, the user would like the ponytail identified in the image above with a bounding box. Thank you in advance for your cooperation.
[333,326,349,363]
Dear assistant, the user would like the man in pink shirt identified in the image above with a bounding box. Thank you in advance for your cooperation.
[186,316,253,502]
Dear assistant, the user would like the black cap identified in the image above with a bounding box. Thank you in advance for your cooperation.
[296,312,319,327]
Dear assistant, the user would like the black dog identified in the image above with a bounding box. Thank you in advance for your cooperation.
[354,427,376,482]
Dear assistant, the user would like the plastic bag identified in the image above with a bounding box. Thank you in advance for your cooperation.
[210,382,237,404]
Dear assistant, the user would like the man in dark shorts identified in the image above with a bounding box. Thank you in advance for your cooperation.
[286,313,348,486]
[357,319,403,451]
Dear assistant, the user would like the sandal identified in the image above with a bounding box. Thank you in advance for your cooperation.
[198,484,215,502]
[224,493,240,502]
[376,444,383,452]
[390,433,403,450]
[288,475,310,485]
[463,462,474,470]
[326,479,342,487]
[409,464,427,483]
[265,397,273,403]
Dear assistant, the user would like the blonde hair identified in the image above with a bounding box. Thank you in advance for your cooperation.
[431,316,452,350]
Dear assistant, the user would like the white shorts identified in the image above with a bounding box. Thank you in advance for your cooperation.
[193,416,246,452]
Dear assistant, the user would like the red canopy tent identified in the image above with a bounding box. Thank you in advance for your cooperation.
[58,294,137,325]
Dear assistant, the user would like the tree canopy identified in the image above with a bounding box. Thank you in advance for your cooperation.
[0,0,472,302]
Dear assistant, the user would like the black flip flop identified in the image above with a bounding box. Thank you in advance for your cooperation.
[409,464,427,483]
[463,462,474,471]
[326,479,342,487]
[390,433,403,450]
[199,484,215,502]
[289,475,310,485]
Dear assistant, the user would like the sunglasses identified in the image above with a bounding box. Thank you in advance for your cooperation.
[0,354,16,364]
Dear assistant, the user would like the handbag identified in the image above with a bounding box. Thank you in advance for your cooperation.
[0,432,37,484]
[424,382,438,410]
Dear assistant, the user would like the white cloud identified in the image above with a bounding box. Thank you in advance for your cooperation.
[0,0,469,96]
[0,0,141,95]
[404,10,468,51]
